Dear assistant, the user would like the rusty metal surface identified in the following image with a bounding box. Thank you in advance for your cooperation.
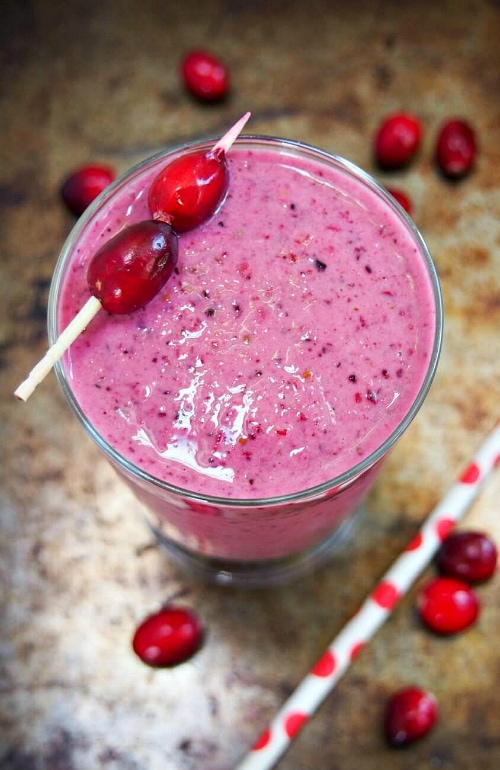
[1,1,500,768]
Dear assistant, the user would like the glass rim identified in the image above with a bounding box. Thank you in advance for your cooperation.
[49,133,443,508]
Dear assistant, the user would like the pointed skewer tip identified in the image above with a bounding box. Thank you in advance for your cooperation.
[213,112,251,154]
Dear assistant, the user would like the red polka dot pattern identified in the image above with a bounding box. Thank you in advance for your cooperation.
[350,641,365,661]
[435,517,455,541]
[284,712,307,738]
[312,650,336,678]
[460,462,481,484]
[252,728,271,750]
[405,532,423,551]
[372,581,400,609]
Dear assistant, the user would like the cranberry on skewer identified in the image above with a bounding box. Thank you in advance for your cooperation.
[149,111,250,232]
[87,220,178,314]
[15,220,178,401]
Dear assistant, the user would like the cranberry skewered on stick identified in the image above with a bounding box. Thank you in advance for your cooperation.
[15,113,251,402]
[149,111,250,230]
[15,221,178,402]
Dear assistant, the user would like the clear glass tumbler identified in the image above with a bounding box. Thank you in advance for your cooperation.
[49,136,443,586]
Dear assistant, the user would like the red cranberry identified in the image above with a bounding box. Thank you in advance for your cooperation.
[437,531,498,583]
[87,220,178,314]
[61,164,115,216]
[386,187,413,215]
[132,606,204,668]
[149,148,229,232]
[374,113,422,168]
[384,686,438,747]
[181,50,229,102]
[435,119,476,178]
[417,576,479,635]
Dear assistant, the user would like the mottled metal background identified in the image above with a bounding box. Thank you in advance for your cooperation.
[1,1,500,768]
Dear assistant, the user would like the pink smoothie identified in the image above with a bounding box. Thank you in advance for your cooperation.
[54,138,440,563]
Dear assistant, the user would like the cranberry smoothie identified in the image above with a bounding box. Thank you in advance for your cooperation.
[53,138,441,567]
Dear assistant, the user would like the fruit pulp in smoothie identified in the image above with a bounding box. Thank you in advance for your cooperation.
[56,140,438,560]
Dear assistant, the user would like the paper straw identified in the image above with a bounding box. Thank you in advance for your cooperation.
[234,421,500,770]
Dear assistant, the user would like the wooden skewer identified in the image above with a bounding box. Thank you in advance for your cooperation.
[15,295,102,401]
[213,111,251,154]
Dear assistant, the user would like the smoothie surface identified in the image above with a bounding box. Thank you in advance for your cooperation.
[59,143,437,499]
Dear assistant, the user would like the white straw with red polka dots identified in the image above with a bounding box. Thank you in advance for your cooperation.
[234,421,500,770]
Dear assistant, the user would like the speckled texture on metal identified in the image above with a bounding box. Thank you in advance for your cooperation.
[1,1,500,768]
